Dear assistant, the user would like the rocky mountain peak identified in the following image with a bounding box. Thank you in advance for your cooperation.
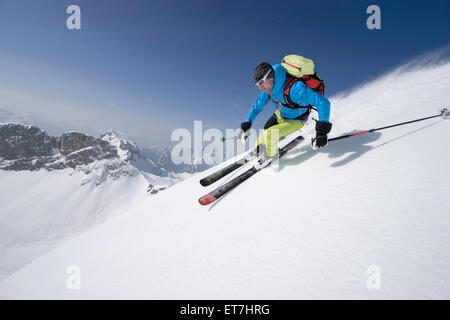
[101,129,139,162]
[0,124,117,171]
[0,123,210,188]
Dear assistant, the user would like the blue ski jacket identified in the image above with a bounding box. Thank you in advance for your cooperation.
[246,64,331,124]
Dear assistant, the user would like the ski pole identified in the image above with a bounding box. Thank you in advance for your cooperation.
[220,136,238,142]
[220,129,250,143]
[328,108,449,142]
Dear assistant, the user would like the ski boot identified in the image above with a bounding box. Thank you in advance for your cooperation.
[254,145,274,170]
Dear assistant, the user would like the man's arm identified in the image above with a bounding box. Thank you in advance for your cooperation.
[245,91,270,123]
[289,81,330,122]
[290,80,332,149]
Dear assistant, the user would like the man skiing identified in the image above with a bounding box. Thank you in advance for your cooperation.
[240,61,332,168]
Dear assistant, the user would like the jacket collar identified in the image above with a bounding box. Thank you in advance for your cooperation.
[270,64,287,96]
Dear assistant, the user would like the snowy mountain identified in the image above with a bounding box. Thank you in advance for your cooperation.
[0,124,204,183]
[0,111,215,176]
[0,58,449,299]
[0,125,191,280]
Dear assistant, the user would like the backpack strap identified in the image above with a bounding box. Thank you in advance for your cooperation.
[281,76,317,120]
[282,75,321,109]
[268,74,324,120]
[283,76,302,108]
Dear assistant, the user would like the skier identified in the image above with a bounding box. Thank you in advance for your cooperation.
[240,61,332,168]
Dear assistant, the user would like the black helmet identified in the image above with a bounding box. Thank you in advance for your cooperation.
[253,62,274,84]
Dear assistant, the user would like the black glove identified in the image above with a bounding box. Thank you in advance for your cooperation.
[311,121,332,149]
[240,121,252,132]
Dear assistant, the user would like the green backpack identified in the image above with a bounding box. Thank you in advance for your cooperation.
[281,54,316,77]
[280,54,324,96]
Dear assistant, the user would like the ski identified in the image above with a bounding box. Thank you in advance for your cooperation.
[198,136,304,206]
[199,149,256,187]
[199,135,294,187]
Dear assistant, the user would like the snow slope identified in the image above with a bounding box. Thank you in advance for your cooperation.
[0,168,152,281]
[0,127,182,281]
[0,58,449,299]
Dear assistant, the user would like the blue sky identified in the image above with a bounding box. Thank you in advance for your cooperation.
[0,0,449,146]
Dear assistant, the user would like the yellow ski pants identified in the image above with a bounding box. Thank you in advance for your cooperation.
[255,110,305,157]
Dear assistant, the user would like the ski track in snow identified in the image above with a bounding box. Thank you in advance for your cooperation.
[0,57,449,299]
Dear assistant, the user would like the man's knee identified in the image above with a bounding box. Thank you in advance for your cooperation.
[266,126,280,138]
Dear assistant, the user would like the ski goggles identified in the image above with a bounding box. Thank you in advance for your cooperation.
[255,69,273,86]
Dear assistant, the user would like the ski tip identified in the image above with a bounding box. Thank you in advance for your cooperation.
[198,194,217,206]
[199,179,210,187]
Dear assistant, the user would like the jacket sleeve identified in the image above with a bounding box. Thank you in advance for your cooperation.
[245,92,270,123]
[289,81,331,122]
